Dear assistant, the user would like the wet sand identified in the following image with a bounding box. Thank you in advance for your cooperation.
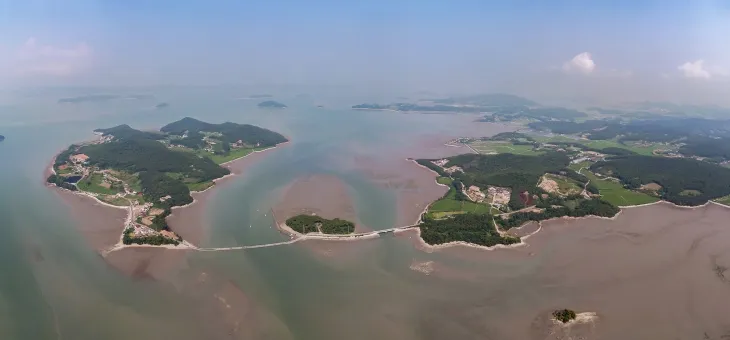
[272,174,362,231]
[402,202,730,339]
[53,188,127,253]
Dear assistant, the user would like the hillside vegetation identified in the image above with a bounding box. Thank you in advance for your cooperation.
[591,155,730,206]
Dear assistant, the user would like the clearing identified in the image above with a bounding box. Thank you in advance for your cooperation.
[580,170,659,206]
[468,141,543,156]
[534,136,664,156]
[539,173,583,196]
[77,173,123,195]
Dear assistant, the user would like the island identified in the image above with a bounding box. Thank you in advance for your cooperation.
[46,117,288,247]
[284,214,355,234]
[0,135,4,142]
[155,102,169,109]
[257,100,287,109]
[552,309,577,323]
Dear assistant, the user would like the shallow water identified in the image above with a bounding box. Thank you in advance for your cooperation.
[2,90,729,339]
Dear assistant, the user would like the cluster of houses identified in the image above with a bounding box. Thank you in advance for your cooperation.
[486,186,511,207]
[431,159,463,174]
[465,185,486,202]
[570,151,605,164]
[464,185,511,208]
[70,153,89,164]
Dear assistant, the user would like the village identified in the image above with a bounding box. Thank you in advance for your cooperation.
[52,139,182,244]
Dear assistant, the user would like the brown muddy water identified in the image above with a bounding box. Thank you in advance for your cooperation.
[3,96,730,340]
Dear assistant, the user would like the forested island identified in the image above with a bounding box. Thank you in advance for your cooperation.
[47,117,287,246]
[258,100,287,108]
[285,214,355,234]
[553,309,577,323]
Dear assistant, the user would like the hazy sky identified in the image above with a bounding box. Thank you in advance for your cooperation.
[2,0,730,104]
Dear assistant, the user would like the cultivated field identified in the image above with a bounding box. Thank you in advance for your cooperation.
[580,171,659,206]
[468,141,543,156]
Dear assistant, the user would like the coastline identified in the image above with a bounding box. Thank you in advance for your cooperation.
[48,140,290,253]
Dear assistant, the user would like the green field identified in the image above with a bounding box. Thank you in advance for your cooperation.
[580,170,659,206]
[568,161,593,172]
[535,136,663,156]
[714,195,730,206]
[77,173,123,195]
[436,177,453,185]
[99,195,130,206]
[108,170,142,192]
[204,147,261,164]
[468,141,543,156]
[187,181,214,192]
[426,181,493,219]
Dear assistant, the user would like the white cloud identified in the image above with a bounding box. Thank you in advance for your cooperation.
[12,37,92,76]
[563,52,596,75]
[678,60,711,79]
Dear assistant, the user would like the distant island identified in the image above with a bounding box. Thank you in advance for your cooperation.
[58,94,119,103]
[258,100,287,109]
[285,214,355,234]
[432,93,538,107]
[155,102,169,109]
[352,94,540,115]
[0,135,4,142]
[47,117,288,247]
[58,94,155,104]
[352,103,488,113]
[249,94,273,99]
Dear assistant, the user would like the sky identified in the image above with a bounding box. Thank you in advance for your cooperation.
[1,0,730,105]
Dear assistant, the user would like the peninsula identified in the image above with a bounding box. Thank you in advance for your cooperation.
[47,117,287,247]
[258,100,287,108]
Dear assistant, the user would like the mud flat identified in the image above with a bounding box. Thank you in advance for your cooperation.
[410,203,730,339]
[52,189,128,253]
[166,143,287,246]
[272,174,362,232]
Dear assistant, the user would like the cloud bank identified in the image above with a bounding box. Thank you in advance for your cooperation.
[563,52,596,75]
[678,60,711,79]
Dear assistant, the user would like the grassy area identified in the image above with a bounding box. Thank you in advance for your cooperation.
[187,181,214,192]
[568,161,593,172]
[426,183,492,219]
[204,147,259,164]
[99,195,130,206]
[108,170,142,192]
[468,141,543,156]
[581,170,659,206]
[436,177,453,185]
[171,144,266,165]
[57,166,75,175]
[535,136,663,156]
[714,195,730,206]
[77,173,123,195]
[679,189,702,196]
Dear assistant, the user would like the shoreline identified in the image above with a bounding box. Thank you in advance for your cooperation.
[48,140,290,253]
